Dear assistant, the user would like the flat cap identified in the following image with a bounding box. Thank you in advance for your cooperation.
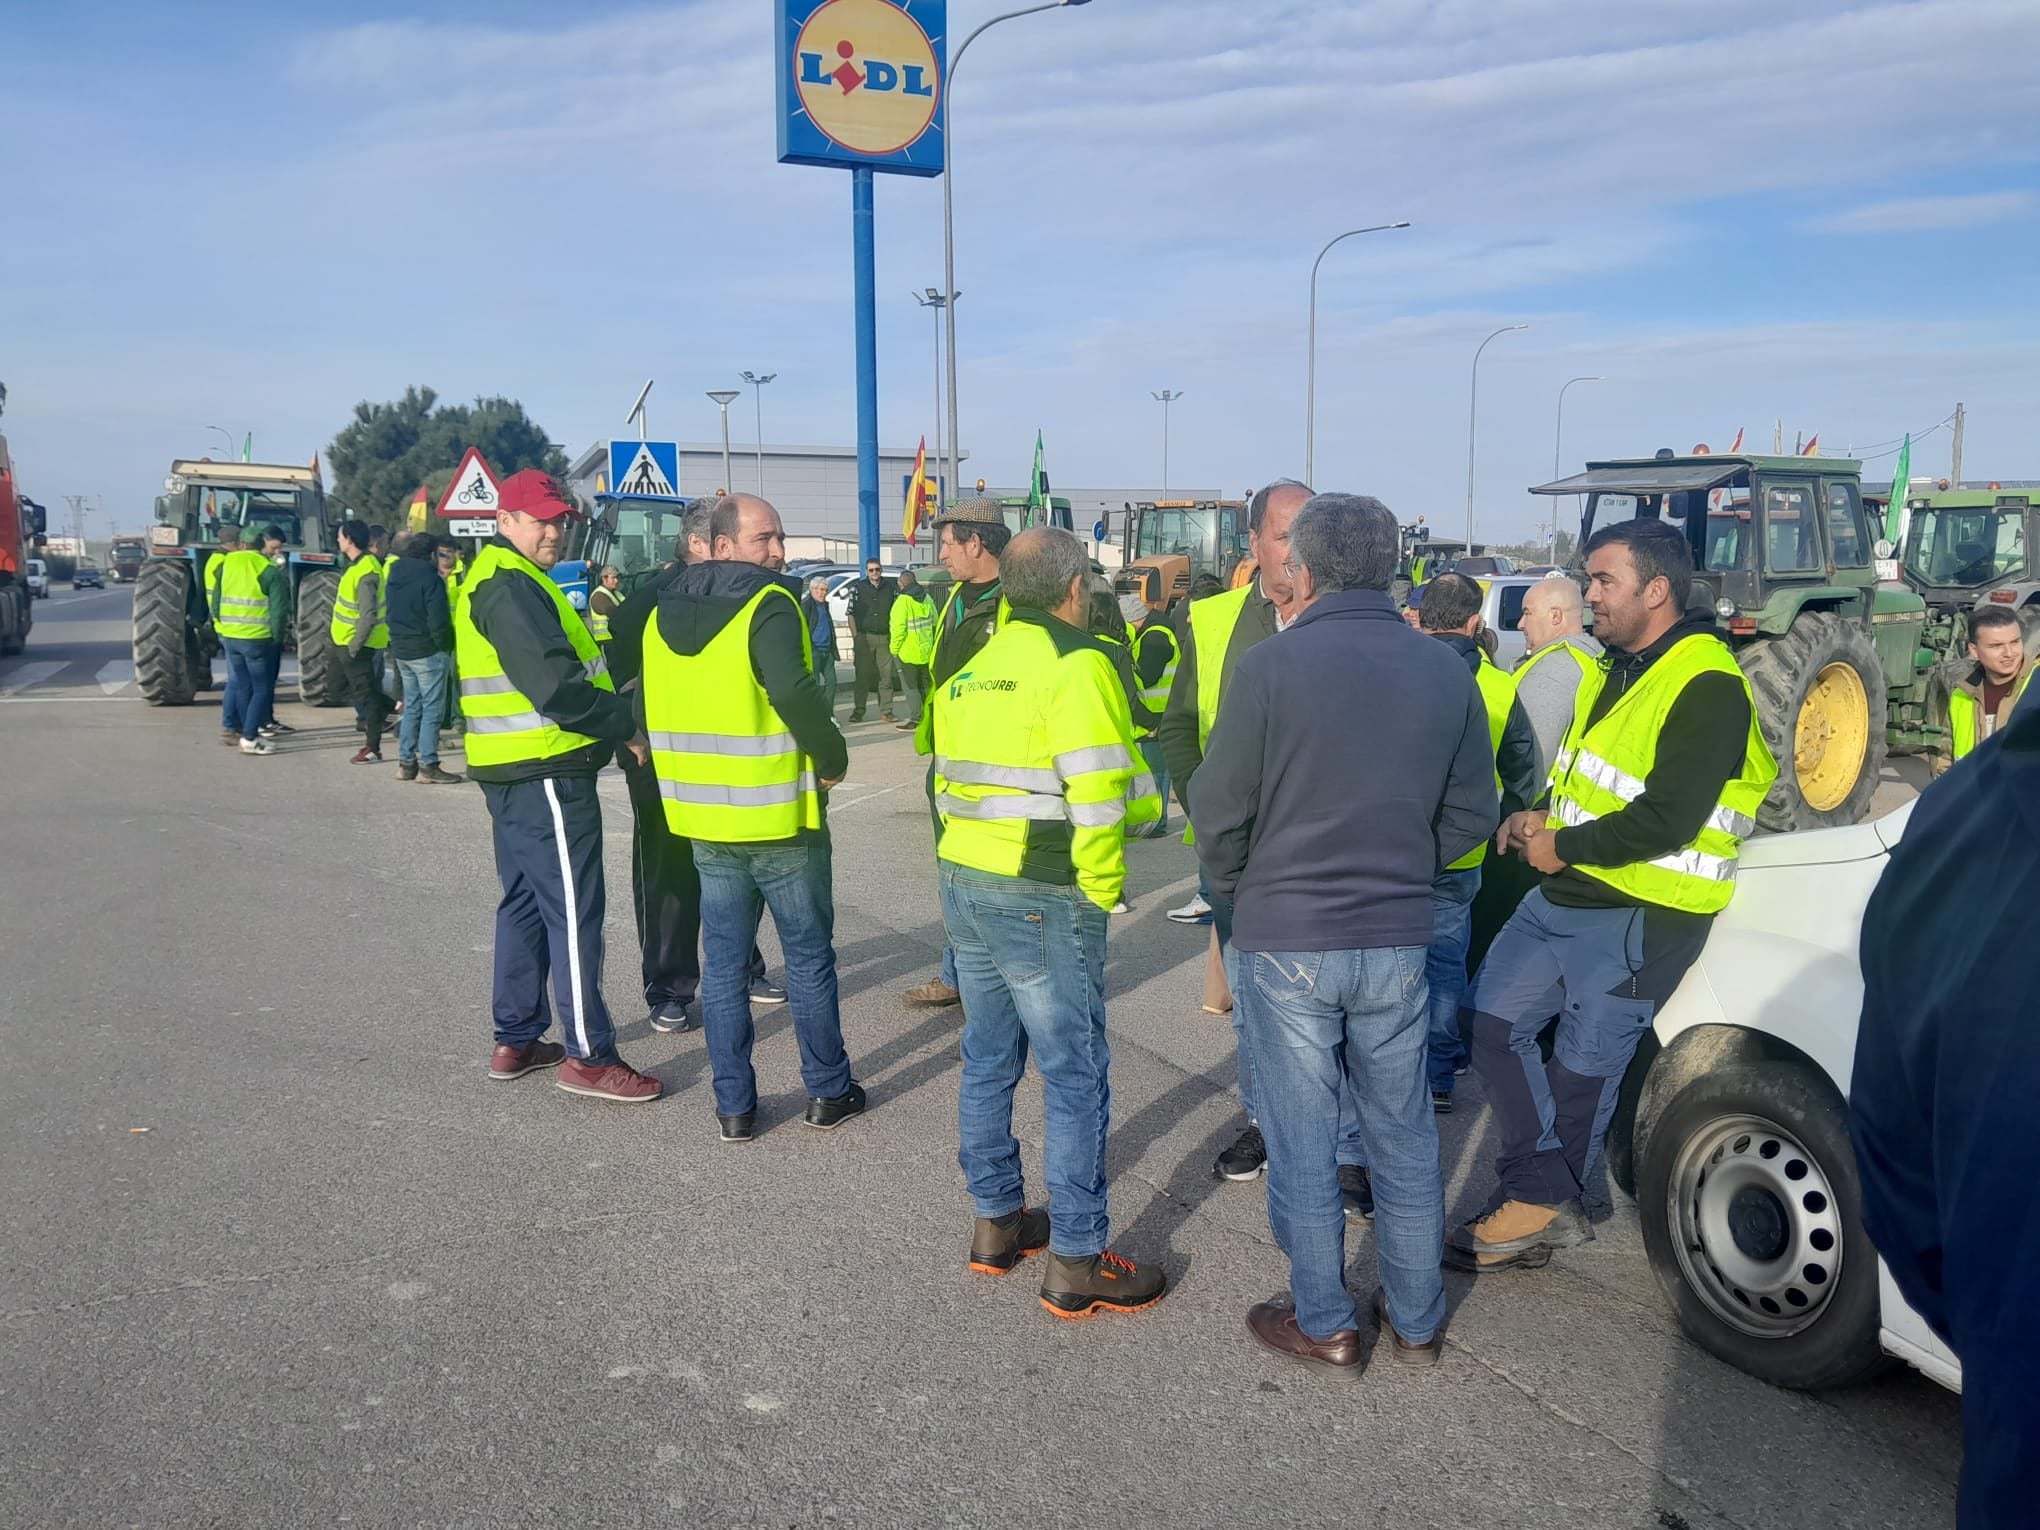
[931,496,1007,528]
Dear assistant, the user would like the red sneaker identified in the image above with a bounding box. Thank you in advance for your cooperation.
[351,747,383,764]
[556,1057,663,1103]
[490,1040,566,1081]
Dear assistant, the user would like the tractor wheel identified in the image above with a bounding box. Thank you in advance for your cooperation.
[1739,612,1885,833]
[295,571,347,706]
[133,558,199,706]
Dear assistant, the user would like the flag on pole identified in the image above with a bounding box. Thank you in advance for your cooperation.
[1885,435,1911,544]
[1729,426,1745,453]
[1027,431,1050,526]
[242,432,252,463]
[1801,434,1820,457]
[902,436,933,546]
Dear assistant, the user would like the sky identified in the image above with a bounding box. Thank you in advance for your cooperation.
[3,0,2037,546]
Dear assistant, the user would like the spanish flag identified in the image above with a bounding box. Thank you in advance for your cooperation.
[1801,434,1820,457]
[902,435,934,546]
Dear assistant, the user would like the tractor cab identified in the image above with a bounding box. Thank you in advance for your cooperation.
[1114,500,1250,616]
[1898,489,2038,621]
[586,492,687,599]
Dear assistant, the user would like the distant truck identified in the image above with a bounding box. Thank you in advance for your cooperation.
[0,431,47,654]
[109,536,148,583]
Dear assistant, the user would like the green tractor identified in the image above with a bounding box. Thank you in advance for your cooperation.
[135,459,349,707]
[1892,485,2040,742]
[1533,453,1938,833]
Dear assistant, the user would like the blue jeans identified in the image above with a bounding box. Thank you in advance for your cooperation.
[1223,939,1368,1167]
[1134,736,1170,836]
[1239,945,1446,1344]
[693,834,853,1117]
[1425,866,1481,1095]
[395,652,449,765]
[220,637,276,740]
[942,863,1113,1258]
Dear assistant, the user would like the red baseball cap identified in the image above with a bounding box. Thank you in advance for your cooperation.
[497,469,580,521]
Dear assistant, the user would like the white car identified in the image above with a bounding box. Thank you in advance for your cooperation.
[24,558,49,598]
[1617,798,1960,1392]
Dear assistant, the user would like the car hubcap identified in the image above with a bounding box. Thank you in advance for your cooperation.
[1666,1113,1843,1339]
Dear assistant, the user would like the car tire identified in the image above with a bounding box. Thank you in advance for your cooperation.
[1637,1057,1888,1391]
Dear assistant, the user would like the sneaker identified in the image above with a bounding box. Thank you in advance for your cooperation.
[803,1082,867,1130]
[417,764,464,784]
[847,713,867,724]
[647,1000,700,1034]
[489,1040,566,1081]
[1245,1297,1362,1373]
[259,721,296,737]
[969,1207,1050,1276]
[397,760,418,781]
[1214,1124,1267,1182]
[1039,1249,1167,1320]
[350,747,383,765]
[718,1112,756,1142]
[238,737,275,756]
[894,719,917,731]
[1443,1199,1595,1271]
[903,978,961,1007]
[555,1057,663,1103]
[748,976,788,1007]
[1340,1164,1375,1220]
[1109,898,1132,916]
[1372,1289,1442,1367]
[881,711,897,722]
[1166,893,1213,925]
[1432,1090,1453,1114]
[220,728,239,746]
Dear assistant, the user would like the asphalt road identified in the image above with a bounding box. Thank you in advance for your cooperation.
[1,587,1960,1529]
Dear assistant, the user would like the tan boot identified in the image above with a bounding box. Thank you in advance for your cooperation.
[1444,1199,1594,1271]
[903,978,961,1007]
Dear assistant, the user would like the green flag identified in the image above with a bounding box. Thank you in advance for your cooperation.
[242,432,252,464]
[1884,434,1910,544]
[1028,431,1049,526]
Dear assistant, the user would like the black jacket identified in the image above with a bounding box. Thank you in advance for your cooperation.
[932,579,1004,688]
[606,561,681,691]
[1544,613,1754,910]
[384,555,453,660]
[1157,581,1278,812]
[1192,589,1499,953]
[1436,632,1540,818]
[845,575,897,636]
[465,537,638,784]
[649,561,848,840]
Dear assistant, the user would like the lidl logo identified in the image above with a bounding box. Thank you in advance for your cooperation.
[777,0,946,177]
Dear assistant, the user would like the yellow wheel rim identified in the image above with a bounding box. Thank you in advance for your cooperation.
[1795,661,1869,812]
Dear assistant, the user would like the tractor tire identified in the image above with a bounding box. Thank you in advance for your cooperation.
[295,571,347,706]
[1638,1058,1888,1392]
[134,558,200,706]
[1739,612,1885,833]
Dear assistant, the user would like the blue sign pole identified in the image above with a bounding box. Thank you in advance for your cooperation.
[853,167,880,563]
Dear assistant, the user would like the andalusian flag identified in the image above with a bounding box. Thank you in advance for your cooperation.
[1886,435,1911,544]
[242,432,253,463]
[1027,430,1051,525]
[902,435,934,546]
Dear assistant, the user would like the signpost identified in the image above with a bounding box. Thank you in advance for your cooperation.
[436,447,503,539]
[776,0,946,560]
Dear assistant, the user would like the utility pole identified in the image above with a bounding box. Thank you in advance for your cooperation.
[1151,390,1183,496]
[1950,401,1966,487]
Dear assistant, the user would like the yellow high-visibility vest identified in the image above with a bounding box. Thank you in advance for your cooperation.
[215,549,273,640]
[1448,652,1517,871]
[332,553,388,648]
[452,543,613,769]
[1136,624,1180,711]
[1948,667,2034,760]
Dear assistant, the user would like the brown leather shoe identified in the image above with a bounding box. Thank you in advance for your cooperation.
[903,979,961,1007]
[489,1040,565,1081]
[1372,1289,1443,1368]
[555,1057,663,1103]
[1245,1298,1363,1373]
[969,1207,1050,1275]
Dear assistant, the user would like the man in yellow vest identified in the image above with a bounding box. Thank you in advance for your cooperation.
[1452,517,1777,1270]
[332,520,393,764]
[888,567,938,731]
[209,522,286,755]
[1153,478,1312,1185]
[1123,594,1180,839]
[935,525,1166,1318]
[1934,605,2034,775]
[640,493,858,1140]
[1416,574,1540,1112]
[456,470,659,1104]
[588,565,623,645]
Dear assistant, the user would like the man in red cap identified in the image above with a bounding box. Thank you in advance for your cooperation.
[453,469,660,1103]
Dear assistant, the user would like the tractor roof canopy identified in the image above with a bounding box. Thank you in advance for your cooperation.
[1531,454,1863,498]
[169,459,322,492]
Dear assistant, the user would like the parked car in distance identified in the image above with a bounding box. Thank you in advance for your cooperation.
[72,562,104,589]
[25,558,50,598]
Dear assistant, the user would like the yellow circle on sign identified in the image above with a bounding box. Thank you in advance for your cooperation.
[794,0,941,157]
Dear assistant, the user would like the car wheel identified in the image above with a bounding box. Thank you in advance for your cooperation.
[1638,1058,1887,1390]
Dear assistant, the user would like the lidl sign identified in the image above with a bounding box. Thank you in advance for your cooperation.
[776,0,946,177]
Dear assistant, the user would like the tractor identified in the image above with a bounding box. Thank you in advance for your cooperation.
[134,458,348,706]
[1892,485,2040,740]
[1534,452,1937,833]
[1114,499,1251,617]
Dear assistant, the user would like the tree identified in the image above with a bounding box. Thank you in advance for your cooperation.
[327,386,568,522]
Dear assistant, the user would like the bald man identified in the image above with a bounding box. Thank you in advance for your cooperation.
[1512,577,1602,788]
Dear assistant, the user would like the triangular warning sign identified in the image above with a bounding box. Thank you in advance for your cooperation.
[615,442,676,498]
[436,447,503,519]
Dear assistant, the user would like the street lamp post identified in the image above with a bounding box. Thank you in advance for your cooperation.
[913,289,953,503]
[206,424,236,460]
[1151,390,1183,495]
[1304,220,1410,486]
[706,390,740,495]
[941,0,1091,516]
[740,371,776,494]
[1464,324,1529,553]
[1553,375,1603,560]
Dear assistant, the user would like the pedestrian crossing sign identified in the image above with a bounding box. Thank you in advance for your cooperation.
[608,440,682,501]
[435,447,503,519]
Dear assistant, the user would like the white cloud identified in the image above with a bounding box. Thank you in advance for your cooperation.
[1809,191,2036,233]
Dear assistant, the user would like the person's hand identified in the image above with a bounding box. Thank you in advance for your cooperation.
[624,732,650,767]
[1494,809,1538,854]
[819,773,844,791]
[1521,819,1568,874]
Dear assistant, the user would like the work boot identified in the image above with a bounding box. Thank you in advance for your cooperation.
[1214,1124,1267,1182]
[968,1207,1050,1276]
[1245,1297,1363,1373]
[417,764,464,784]
[397,760,418,781]
[903,978,961,1007]
[555,1057,663,1104]
[1443,1199,1594,1271]
[489,1040,565,1081]
[1372,1289,1442,1368]
[1038,1249,1167,1320]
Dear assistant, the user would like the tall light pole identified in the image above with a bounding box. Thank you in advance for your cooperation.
[206,424,235,460]
[1464,323,1529,554]
[706,390,740,495]
[1304,220,1410,486]
[1151,390,1183,495]
[740,371,776,493]
[1553,375,1602,561]
[941,0,1091,517]
[913,289,953,503]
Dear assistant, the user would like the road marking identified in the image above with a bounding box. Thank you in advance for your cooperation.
[97,661,136,695]
[0,661,63,695]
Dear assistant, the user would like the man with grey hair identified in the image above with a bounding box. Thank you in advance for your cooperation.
[934,525,1166,1318]
[1193,492,1498,1372]
[1512,575,1602,786]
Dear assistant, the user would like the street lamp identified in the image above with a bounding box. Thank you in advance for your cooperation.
[740,371,776,494]
[1151,390,1183,496]
[1464,324,1529,553]
[913,289,955,504]
[941,0,1091,516]
[1554,375,1603,560]
[1304,220,1410,486]
[206,424,236,460]
[706,390,740,495]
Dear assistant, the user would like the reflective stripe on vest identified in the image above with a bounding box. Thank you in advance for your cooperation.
[451,543,613,769]
[642,583,820,843]
[215,549,273,640]
[1545,634,1778,914]
[589,591,617,642]
[1948,666,2033,760]
[1448,653,1519,871]
[331,553,388,648]
[1137,625,1181,709]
